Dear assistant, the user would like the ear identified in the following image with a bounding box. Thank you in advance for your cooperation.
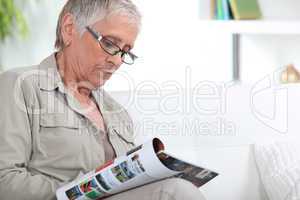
[61,13,76,47]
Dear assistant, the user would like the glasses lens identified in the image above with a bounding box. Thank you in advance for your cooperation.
[122,53,136,65]
[100,38,120,55]
[99,37,137,65]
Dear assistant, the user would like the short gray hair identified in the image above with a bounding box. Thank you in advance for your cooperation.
[55,0,141,50]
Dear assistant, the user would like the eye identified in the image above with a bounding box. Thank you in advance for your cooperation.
[101,38,116,49]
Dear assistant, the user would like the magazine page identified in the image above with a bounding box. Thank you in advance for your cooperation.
[157,151,219,187]
[56,138,178,200]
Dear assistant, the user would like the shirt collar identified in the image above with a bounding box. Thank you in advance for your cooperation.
[38,53,65,93]
[37,54,124,137]
[37,53,112,110]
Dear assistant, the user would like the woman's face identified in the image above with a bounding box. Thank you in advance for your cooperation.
[69,14,139,90]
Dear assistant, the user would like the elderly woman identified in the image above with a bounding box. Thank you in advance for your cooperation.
[0,0,206,200]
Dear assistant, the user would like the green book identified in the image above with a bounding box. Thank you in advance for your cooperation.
[217,0,224,20]
[229,0,262,20]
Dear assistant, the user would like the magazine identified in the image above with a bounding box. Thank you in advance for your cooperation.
[56,138,218,200]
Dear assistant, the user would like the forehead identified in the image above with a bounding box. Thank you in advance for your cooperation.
[93,14,139,47]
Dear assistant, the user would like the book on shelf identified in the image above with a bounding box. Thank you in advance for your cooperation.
[216,0,224,20]
[210,0,232,20]
[207,0,262,20]
[229,0,262,20]
[222,0,231,20]
[210,0,216,19]
[56,138,218,200]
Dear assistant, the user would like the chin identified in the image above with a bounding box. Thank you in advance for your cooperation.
[90,73,110,89]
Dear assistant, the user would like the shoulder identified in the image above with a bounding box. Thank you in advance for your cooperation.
[0,54,57,91]
[0,65,39,86]
[0,65,40,103]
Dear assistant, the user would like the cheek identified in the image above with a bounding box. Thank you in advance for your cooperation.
[84,61,104,82]
[84,50,107,71]
[78,36,104,68]
[78,53,102,75]
[77,37,108,80]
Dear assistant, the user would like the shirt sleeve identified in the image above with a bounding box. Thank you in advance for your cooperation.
[0,71,63,200]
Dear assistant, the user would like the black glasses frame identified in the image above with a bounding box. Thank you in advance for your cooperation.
[86,26,137,65]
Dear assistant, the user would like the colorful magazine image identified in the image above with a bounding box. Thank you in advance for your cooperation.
[102,169,119,188]
[65,186,83,200]
[157,151,218,187]
[175,168,218,187]
[120,161,136,179]
[131,154,145,174]
[79,178,107,199]
[56,138,218,200]
[95,173,111,191]
[157,151,192,171]
[111,164,130,183]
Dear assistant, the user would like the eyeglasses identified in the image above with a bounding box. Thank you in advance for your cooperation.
[86,26,137,65]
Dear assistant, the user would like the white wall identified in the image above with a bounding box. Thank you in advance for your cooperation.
[237,0,300,83]
[1,0,300,90]
[241,35,300,82]
[0,0,65,68]
[106,0,232,91]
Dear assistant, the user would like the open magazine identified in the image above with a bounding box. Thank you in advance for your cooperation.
[56,138,218,200]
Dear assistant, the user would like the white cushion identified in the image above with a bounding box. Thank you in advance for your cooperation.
[254,142,300,200]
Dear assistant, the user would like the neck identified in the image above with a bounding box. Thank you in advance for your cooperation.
[56,51,92,98]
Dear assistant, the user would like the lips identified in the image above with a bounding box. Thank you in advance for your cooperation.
[101,68,115,73]
[94,65,115,80]
[96,70,112,80]
[95,66,115,73]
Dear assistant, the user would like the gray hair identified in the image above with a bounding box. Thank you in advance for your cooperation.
[55,0,141,50]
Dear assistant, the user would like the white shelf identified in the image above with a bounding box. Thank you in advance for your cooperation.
[198,20,300,35]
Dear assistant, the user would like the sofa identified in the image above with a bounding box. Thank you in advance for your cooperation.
[109,80,300,200]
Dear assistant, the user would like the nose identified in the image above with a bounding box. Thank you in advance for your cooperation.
[106,53,123,68]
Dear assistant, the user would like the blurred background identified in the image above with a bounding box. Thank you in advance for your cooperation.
[1,0,300,90]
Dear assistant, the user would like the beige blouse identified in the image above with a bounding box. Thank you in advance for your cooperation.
[0,54,135,200]
[69,88,116,162]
